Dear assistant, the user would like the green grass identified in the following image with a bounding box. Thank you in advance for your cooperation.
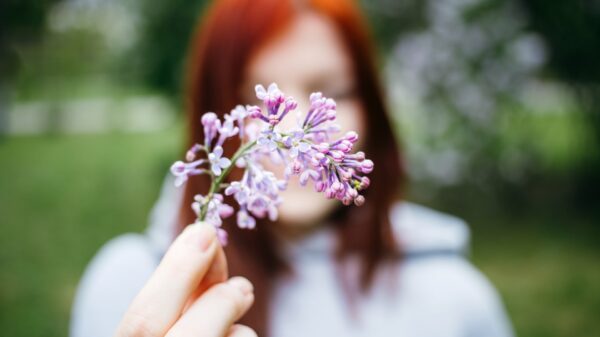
[0,128,182,337]
[1,129,599,337]
[468,214,600,337]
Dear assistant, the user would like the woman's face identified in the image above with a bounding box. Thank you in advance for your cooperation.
[242,11,367,231]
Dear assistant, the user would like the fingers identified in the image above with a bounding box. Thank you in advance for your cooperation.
[166,276,255,337]
[116,223,223,337]
[183,241,229,311]
[202,244,229,290]
[227,325,258,337]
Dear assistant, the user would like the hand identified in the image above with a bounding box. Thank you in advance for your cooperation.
[114,223,256,337]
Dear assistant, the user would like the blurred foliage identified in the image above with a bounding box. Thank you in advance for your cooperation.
[517,0,600,208]
[382,0,600,214]
[468,211,600,337]
[0,0,62,81]
[126,0,209,97]
[359,0,426,51]
[11,0,144,102]
[518,0,600,84]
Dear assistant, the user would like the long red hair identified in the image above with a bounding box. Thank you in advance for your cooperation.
[179,0,405,335]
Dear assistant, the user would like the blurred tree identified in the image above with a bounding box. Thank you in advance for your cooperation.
[0,0,63,135]
[517,0,600,208]
[382,0,599,214]
[128,0,209,98]
[518,0,600,83]
[0,0,62,79]
[359,0,425,52]
[389,0,549,192]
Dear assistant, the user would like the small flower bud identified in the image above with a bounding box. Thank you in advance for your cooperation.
[170,161,186,175]
[326,110,337,121]
[201,112,218,127]
[247,105,262,118]
[325,98,336,109]
[354,195,365,206]
[285,97,298,110]
[347,188,358,198]
[340,169,353,181]
[360,159,374,174]
[335,140,352,153]
[345,131,359,143]
[310,92,323,103]
[316,142,330,153]
[360,176,370,189]
[218,204,234,218]
[268,115,280,125]
[330,150,345,162]
[315,181,327,192]
[186,150,196,162]
[331,181,343,192]
[292,160,302,174]
[216,228,229,245]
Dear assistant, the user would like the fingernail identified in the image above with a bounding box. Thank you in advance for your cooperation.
[185,223,216,251]
[228,277,253,295]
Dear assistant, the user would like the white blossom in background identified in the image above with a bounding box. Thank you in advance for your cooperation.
[386,0,550,187]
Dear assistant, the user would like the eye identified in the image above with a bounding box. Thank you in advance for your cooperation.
[324,83,358,103]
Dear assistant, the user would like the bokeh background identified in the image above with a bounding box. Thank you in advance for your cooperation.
[1,0,599,336]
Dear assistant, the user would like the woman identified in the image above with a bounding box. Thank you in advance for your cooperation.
[70,0,514,336]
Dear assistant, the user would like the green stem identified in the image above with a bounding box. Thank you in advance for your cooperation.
[199,140,257,221]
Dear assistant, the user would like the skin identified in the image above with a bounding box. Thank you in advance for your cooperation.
[116,11,365,336]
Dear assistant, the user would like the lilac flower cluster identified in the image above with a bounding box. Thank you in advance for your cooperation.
[171,83,373,245]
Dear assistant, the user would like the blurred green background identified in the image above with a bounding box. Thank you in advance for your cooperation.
[1,0,599,336]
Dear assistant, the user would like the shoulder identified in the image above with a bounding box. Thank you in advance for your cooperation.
[401,254,503,310]
[393,256,513,336]
[387,201,514,336]
[389,201,470,255]
[87,233,161,271]
[407,256,514,335]
[70,233,160,337]
[77,233,160,289]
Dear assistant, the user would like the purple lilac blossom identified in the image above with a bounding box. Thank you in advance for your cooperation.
[170,83,373,245]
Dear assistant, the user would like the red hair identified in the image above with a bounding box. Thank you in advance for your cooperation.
[180,0,405,335]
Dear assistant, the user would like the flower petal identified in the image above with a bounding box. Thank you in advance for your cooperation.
[255,85,267,99]
[211,164,222,176]
[218,157,231,169]
[267,82,278,93]
[298,142,311,152]
[213,146,223,157]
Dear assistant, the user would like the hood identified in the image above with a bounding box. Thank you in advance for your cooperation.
[145,173,182,256]
[390,202,470,256]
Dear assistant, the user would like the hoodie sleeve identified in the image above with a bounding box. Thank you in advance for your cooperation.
[390,201,515,337]
[69,234,158,337]
[458,259,515,337]
[396,254,515,337]
[70,173,179,337]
